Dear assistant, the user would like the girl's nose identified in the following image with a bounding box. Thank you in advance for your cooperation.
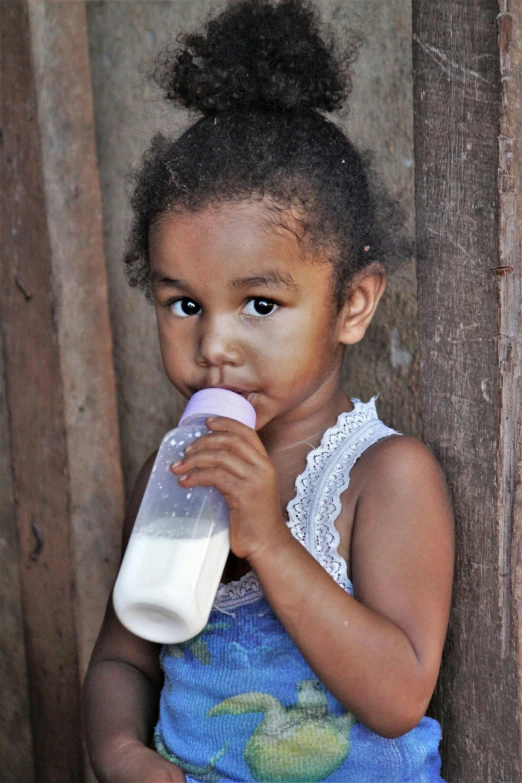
[195,317,243,368]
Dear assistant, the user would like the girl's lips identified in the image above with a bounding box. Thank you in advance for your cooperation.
[210,386,256,398]
[231,389,257,403]
[217,388,258,404]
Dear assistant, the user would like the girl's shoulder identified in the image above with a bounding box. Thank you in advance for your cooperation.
[350,431,447,499]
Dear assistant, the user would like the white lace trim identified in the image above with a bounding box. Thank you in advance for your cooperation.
[214,568,262,611]
[303,418,399,595]
[214,398,398,611]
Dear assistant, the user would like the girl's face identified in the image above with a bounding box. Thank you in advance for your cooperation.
[149,202,352,431]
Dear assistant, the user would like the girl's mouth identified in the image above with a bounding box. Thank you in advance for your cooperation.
[190,386,259,409]
[214,387,257,404]
[234,390,257,403]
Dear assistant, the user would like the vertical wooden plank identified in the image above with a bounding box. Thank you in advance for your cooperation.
[412,0,522,780]
[0,0,125,779]
[0,3,84,779]
[497,0,522,765]
[27,0,124,682]
[0,339,34,781]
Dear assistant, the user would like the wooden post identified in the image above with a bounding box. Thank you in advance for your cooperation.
[412,1,522,779]
[0,1,124,779]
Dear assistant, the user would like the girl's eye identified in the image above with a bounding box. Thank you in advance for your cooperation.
[243,298,279,317]
[170,298,201,317]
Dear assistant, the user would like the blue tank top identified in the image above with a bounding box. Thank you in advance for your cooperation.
[155,398,445,782]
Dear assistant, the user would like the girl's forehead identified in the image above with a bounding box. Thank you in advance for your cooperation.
[149,201,309,280]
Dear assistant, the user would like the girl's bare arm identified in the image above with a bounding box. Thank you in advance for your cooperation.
[249,436,454,739]
[83,453,186,783]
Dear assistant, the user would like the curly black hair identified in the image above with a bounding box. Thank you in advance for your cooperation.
[124,0,412,308]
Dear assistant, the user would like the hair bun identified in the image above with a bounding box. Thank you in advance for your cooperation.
[153,0,361,114]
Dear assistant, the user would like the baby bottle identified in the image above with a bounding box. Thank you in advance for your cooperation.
[113,388,256,644]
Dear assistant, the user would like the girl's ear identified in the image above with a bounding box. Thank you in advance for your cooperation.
[336,266,387,346]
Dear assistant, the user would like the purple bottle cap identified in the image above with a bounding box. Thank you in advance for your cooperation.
[179,388,257,429]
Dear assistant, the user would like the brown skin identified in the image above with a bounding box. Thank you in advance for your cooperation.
[83,201,454,780]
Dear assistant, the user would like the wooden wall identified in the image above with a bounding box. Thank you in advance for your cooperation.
[413,0,522,779]
[0,2,124,780]
[1,0,521,780]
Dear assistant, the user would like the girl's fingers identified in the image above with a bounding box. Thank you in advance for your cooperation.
[183,431,261,465]
[176,466,240,495]
[173,449,252,481]
[205,416,266,454]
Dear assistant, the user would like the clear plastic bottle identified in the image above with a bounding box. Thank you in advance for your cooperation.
[113,388,256,643]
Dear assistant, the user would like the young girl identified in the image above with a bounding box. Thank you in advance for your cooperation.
[83,1,454,781]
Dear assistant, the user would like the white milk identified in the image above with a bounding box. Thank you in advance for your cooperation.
[113,526,230,644]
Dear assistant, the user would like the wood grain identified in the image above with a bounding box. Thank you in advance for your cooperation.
[413,1,522,780]
[1,1,125,779]
[0,2,84,780]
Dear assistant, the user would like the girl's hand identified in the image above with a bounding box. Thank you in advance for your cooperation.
[171,416,291,561]
[102,739,186,782]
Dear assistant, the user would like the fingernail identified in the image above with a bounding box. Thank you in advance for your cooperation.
[206,416,216,422]
[172,460,182,468]
[178,474,188,481]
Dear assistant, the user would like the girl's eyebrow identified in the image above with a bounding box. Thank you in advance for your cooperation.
[231,272,299,290]
[151,271,299,290]
[151,274,185,289]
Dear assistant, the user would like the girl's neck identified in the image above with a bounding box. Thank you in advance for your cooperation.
[259,375,354,457]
